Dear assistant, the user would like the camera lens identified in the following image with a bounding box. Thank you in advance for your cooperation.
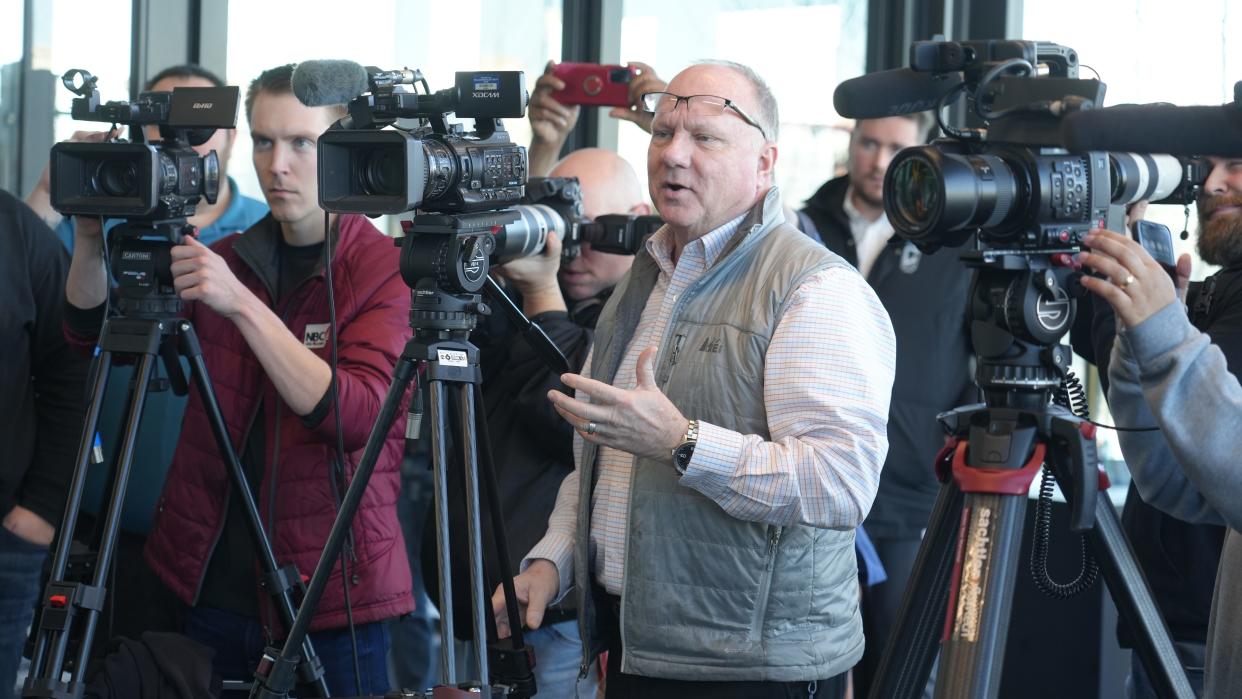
[888,153,942,230]
[885,146,1019,250]
[93,160,139,197]
[360,148,405,197]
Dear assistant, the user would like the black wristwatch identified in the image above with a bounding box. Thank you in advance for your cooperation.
[671,420,700,475]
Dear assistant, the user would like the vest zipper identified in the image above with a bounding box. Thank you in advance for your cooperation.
[747,525,783,642]
[657,333,686,386]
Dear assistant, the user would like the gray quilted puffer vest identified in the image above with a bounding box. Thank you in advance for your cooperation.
[573,188,865,681]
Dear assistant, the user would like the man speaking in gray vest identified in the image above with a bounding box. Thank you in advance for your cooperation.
[493,60,897,699]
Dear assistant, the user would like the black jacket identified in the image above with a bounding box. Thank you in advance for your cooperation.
[800,176,974,539]
[422,285,604,638]
[0,189,89,526]
[1081,271,1236,647]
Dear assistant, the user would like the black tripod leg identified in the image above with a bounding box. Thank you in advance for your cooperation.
[28,351,155,699]
[428,379,458,687]
[176,322,329,698]
[25,350,113,688]
[867,479,964,699]
[249,356,417,699]
[457,383,490,695]
[934,492,1028,699]
[1087,492,1194,699]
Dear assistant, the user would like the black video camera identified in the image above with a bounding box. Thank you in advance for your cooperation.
[317,69,528,215]
[877,40,1206,256]
[50,69,237,222]
[49,69,239,317]
[491,176,662,264]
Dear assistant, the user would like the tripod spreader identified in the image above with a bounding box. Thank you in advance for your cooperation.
[936,406,1101,531]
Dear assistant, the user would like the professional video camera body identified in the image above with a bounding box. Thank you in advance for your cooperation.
[48,68,239,316]
[847,39,1206,392]
[832,40,1202,699]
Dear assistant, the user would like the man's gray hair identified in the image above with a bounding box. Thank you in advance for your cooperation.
[693,59,780,142]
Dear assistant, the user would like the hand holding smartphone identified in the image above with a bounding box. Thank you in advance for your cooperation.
[551,62,638,107]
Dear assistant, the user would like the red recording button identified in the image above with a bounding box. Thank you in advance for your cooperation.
[1059,229,1071,242]
[49,595,67,608]
[1080,422,1097,440]
[1051,253,1081,270]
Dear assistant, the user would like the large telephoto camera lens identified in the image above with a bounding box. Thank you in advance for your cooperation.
[1108,152,1184,206]
[491,204,566,264]
[885,145,1020,250]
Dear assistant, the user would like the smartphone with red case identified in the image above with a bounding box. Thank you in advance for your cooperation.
[551,63,637,107]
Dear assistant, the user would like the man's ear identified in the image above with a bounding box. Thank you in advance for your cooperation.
[757,141,778,187]
[630,202,653,216]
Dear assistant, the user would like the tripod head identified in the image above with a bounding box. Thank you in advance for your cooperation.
[108,219,195,319]
[960,249,1079,412]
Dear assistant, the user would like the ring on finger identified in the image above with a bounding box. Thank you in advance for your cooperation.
[586,421,598,435]
[1119,274,1136,289]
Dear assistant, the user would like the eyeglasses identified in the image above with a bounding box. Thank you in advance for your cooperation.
[640,91,768,141]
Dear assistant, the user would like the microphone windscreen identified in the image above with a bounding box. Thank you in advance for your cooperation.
[291,60,369,107]
[833,68,962,119]
[1061,102,1242,157]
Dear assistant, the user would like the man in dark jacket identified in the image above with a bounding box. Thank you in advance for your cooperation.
[0,189,89,699]
[798,114,974,697]
[63,64,413,696]
[420,147,650,699]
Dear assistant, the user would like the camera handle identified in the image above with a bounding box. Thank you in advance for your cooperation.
[23,317,329,699]
[865,402,1194,699]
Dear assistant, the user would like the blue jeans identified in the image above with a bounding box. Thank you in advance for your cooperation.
[0,526,49,699]
[1126,641,1206,699]
[526,619,599,699]
[184,605,391,697]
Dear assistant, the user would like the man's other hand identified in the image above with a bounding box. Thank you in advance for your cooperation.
[492,231,567,316]
[548,346,690,462]
[3,506,55,547]
[528,61,581,177]
[170,235,256,318]
[492,559,560,639]
[1079,229,1185,328]
[609,62,666,134]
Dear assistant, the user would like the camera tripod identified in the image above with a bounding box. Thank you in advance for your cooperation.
[250,212,568,699]
[866,254,1195,699]
[23,221,328,699]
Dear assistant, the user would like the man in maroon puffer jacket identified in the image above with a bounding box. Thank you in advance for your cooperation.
[63,64,413,695]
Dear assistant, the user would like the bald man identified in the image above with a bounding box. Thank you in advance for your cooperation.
[419,147,649,699]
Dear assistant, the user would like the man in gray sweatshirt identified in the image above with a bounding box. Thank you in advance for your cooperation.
[1079,226,1242,698]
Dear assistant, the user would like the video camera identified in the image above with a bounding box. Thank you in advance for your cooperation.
[49,68,237,221]
[869,40,1208,256]
[495,176,662,263]
[315,67,528,216]
[48,69,239,317]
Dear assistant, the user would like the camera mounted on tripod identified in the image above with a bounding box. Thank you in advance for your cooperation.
[49,68,240,317]
[842,39,1206,397]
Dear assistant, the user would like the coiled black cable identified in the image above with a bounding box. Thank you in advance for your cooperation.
[1030,371,1100,599]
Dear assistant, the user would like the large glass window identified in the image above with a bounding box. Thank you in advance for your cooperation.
[617,0,868,209]
[44,0,134,142]
[226,0,562,209]
[0,0,25,193]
